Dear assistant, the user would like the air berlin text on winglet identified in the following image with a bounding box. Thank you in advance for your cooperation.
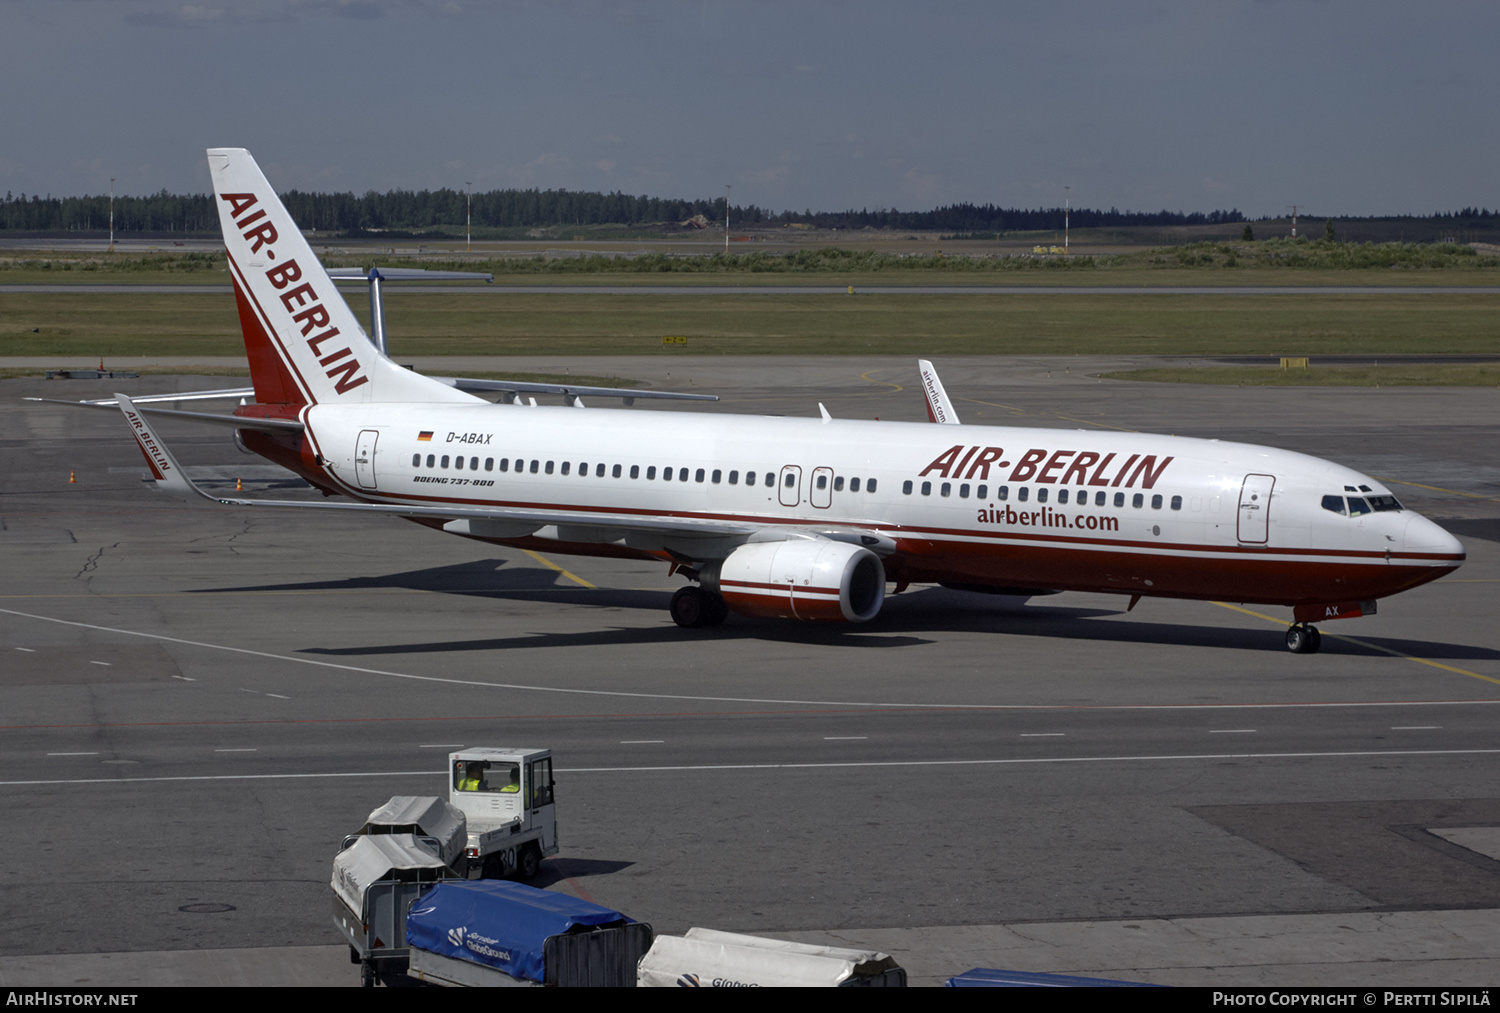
[219,192,369,395]
[920,444,1174,488]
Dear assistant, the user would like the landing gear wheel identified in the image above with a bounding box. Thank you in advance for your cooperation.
[704,591,729,626]
[1285,624,1322,654]
[670,586,712,628]
[516,843,541,880]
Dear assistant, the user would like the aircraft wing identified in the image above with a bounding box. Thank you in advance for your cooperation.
[111,393,757,539]
[426,376,719,404]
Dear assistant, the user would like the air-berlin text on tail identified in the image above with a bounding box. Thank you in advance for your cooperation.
[219,192,368,395]
[920,444,1175,489]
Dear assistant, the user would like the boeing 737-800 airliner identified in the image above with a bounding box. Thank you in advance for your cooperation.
[45,149,1466,654]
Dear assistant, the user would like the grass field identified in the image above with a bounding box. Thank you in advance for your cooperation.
[4,290,1497,359]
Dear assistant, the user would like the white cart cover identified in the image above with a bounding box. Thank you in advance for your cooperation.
[360,796,466,865]
[331,833,448,915]
[639,928,903,987]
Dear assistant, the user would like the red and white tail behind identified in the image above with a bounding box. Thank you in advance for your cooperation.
[208,147,475,407]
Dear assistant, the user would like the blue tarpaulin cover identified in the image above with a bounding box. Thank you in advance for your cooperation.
[406,880,626,983]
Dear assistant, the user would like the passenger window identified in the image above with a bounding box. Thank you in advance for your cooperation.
[850,477,860,493]
[647,466,657,480]
[867,478,877,493]
[499,458,509,472]
[1058,489,1068,504]
[903,480,913,495]
[529,460,539,474]
[921,481,932,496]
[485,458,493,471]
[610,464,620,478]
[712,469,722,484]
[441,455,450,468]
[455,456,464,470]
[630,465,639,479]
[998,485,1008,501]
[816,474,827,490]
[1018,487,1029,502]
[1132,493,1144,508]
[1114,492,1125,507]
[834,476,844,491]
[959,483,969,499]
[1170,495,1182,510]
[765,473,775,488]
[729,470,739,485]
[545,461,554,475]
[784,473,795,487]
[940,482,951,497]
[1151,494,1162,509]
[1096,491,1106,506]
[411,454,420,467]
[680,468,690,482]
[696,468,706,483]
[426,454,435,468]
[470,457,478,470]
[1036,488,1048,503]
[977,484,987,499]
[560,462,569,475]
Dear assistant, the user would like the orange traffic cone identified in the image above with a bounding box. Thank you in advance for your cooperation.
[69,470,77,484]
[235,477,243,491]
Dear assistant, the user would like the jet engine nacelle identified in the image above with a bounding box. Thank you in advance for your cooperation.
[706,538,886,622]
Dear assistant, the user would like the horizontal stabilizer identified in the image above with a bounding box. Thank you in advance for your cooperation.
[28,397,302,432]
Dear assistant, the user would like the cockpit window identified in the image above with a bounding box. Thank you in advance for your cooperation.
[1321,495,1347,515]
[1346,497,1372,516]
[1368,495,1403,512]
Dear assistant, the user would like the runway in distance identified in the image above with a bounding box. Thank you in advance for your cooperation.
[45,148,1466,654]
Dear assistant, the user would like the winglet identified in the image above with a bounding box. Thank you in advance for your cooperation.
[115,393,215,501]
[918,359,961,424]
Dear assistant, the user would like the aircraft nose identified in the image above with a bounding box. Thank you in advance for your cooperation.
[1403,513,1465,563]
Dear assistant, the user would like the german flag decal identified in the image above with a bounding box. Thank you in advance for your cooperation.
[417,431,433,442]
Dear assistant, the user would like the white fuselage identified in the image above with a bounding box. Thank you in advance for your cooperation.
[279,400,1463,609]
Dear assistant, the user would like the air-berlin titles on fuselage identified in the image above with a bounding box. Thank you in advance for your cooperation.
[220,191,369,395]
[920,444,1174,488]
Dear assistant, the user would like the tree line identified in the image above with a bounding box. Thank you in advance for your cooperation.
[2,185,1496,235]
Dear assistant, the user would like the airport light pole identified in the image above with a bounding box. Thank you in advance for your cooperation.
[465,181,472,254]
[1064,185,1070,250]
[108,178,115,253]
[724,184,731,252]
[1287,204,1300,238]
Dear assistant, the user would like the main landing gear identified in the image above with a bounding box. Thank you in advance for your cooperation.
[670,586,729,628]
[1285,623,1322,654]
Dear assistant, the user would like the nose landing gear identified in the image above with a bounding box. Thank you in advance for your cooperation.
[1285,623,1322,654]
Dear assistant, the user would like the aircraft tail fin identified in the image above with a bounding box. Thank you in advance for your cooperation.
[207,148,476,407]
[918,359,961,424]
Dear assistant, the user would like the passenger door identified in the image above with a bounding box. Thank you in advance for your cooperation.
[1237,474,1275,543]
[354,429,379,490]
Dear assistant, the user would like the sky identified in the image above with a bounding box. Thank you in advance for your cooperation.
[2,0,1497,218]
